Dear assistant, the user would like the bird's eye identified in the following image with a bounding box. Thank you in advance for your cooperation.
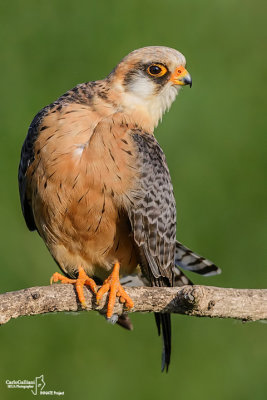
[147,64,167,77]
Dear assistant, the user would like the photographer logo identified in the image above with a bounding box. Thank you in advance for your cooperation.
[5,375,64,396]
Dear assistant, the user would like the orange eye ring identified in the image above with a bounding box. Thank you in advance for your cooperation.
[147,63,167,77]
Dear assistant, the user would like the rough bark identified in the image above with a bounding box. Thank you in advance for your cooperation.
[0,284,266,326]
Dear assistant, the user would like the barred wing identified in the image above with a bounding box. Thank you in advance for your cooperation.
[129,131,176,285]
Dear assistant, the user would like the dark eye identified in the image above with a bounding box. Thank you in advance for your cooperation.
[147,63,167,77]
[149,65,161,75]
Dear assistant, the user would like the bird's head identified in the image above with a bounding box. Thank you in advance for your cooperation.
[108,46,192,128]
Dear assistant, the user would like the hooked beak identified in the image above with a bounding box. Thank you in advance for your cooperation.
[170,65,192,88]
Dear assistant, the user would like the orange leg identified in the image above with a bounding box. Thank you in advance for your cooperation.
[50,267,97,309]
[96,262,134,319]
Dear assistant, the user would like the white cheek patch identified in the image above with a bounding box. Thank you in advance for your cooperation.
[122,73,180,126]
[128,74,155,99]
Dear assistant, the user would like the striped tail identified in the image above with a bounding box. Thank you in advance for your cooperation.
[174,240,221,277]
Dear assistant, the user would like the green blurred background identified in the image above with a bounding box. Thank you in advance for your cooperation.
[0,0,266,399]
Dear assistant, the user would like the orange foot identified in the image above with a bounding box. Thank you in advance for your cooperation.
[96,262,134,319]
[50,267,97,309]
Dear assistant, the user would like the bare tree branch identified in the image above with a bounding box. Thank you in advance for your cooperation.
[0,284,266,326]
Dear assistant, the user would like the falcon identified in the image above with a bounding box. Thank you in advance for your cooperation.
[18,46,220,371]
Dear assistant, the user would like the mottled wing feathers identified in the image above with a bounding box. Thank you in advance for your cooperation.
[129,131,176,284]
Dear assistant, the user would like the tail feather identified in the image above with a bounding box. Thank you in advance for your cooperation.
[172,263,193,286]
[175,240,221,276]
[154,313,171,372]
[121,240,221,372]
